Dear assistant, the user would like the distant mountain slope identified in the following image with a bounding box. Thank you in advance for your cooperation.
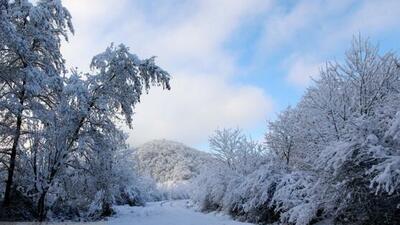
[133,140,212,184]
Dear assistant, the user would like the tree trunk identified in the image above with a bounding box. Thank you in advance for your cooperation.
[37,191,47,221]
[3,97,24,207]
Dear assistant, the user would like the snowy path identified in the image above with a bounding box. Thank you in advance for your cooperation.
[108,200,254,225]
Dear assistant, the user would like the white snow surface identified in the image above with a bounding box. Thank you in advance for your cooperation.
[108,200,254,225]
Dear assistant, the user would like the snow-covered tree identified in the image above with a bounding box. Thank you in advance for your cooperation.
[266,107,299,166]
[192,128,274,220]
[267,37,400,224]
[27,44,170,219]
[209,128,266,175]
[0,0,73,207]
[196,37,400,225]
[0,0,170,221]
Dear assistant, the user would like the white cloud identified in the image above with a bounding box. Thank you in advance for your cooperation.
[127,73,272,146]
[61,0,274,147]
[62,0,272,72]
[285,56,321,86]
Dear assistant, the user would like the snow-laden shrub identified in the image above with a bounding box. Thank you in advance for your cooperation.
[368,112,400,196]
[40,145,163,221]
[222,163,283,223]
[193,128,292,224]
[271,171,321,225]
[114,186,145,207]
[191,162,236,211]
[192,155,286,224]
[135,176,165,202]
[315,126,400,224]
[87,190,114,219]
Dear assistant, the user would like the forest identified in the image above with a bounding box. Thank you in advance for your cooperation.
[0,1,399,225]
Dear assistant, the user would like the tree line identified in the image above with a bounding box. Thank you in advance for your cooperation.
[192,37,400,225]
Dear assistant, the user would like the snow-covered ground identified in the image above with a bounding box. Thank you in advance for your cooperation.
[108,200,254,225]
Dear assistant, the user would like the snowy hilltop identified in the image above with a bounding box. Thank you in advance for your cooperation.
[133,140,212,197]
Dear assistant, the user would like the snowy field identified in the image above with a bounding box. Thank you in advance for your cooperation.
[108,200,253,225]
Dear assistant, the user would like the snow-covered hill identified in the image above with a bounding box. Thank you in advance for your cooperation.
[133,140,212,191]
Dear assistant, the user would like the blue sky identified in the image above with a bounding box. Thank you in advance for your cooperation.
[61,0,400,150]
